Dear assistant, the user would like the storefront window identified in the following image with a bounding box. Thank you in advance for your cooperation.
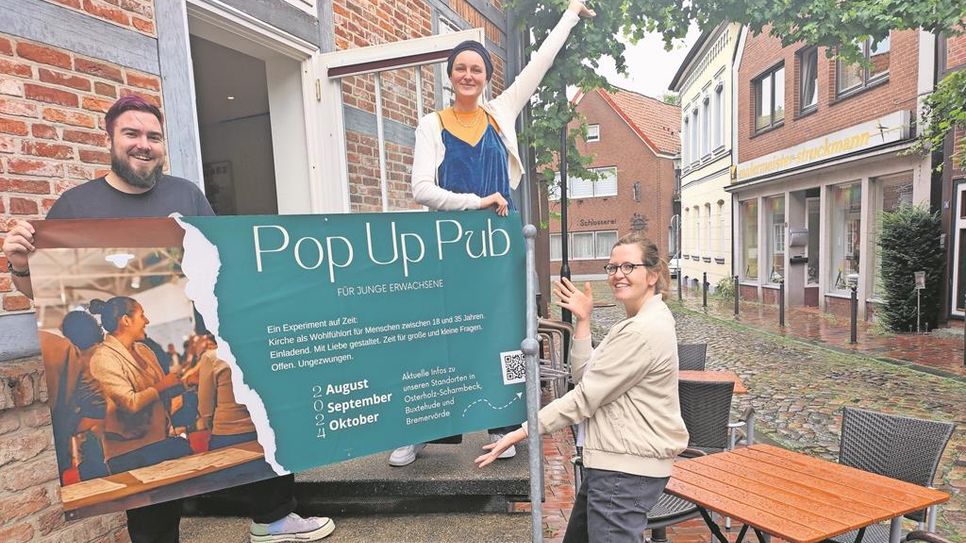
[765,196,785,282]
[828,183,862,292]
[872,173,913,298]
[740,200,758,280]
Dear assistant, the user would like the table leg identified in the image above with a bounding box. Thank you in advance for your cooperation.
[889,517,901,543]
[735,524,750,543]
[698,507,731,543]
[753,528,770,543]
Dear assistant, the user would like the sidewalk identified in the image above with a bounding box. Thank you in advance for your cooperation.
[674,286,966,379]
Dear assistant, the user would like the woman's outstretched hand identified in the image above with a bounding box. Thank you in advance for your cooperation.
[568,0,596,18]
[480,192,509,216]
[475,427,527,468]
[553,277,593,322]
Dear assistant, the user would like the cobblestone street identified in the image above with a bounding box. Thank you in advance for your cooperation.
[543,284,965,542]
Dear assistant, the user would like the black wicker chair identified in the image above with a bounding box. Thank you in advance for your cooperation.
[829,408,955,543]
[677,343,708,371]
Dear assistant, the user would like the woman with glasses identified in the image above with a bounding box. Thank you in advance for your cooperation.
[476,232,689,543]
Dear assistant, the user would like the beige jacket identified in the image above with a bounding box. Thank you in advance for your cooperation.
[411,10,581,210]
[89,334,169,459]
[538,295,689,477]
[197,350,256,436]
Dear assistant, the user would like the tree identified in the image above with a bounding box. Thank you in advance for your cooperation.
[509,0,966,186]
[661,92,680,105]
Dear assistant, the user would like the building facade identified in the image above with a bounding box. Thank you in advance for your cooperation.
[939,32,966,320]
[670,22,742,291]
[548,86,679,279]
[0,1,519,540]
[730,27,936,320]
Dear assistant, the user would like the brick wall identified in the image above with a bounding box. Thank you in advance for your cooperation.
[0,34,162,314]
[944,33,966,178]
[738,29,920,163]
[42,0,156,35]
[333,0,507,212]
[548,91,677,276]
[0,359,128,542]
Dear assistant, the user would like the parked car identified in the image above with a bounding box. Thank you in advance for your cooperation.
[668,257,681,279]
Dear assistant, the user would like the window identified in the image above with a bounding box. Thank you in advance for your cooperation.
[682,208,690,254]
[682,117,689,166]
[694,205,702,255]
[691,107,699,162]
[713,82,724,149]
[701,95,710,157]
[705,203,712,258]
[837,35,890,96]
[740,200,758,280]
[828,183,862,292]
[717,201,726,257]
[549,167,618,200]
[872,173,913,298]
[549,231,618,261]
[754,64,785,132]
[586,124,600,142]
[798,47,818,113]
[806,198,820,284]
[765,196,785,282]
[437,17,461,107]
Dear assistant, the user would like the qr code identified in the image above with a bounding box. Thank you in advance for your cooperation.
[500,350,526,385]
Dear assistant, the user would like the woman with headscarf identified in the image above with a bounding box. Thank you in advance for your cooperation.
[394,0,596,467]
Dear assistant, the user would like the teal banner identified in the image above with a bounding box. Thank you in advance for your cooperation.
[179,211,527,473]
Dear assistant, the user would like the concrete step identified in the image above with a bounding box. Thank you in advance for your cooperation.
[181,513,532,543]
[186,431,532,516]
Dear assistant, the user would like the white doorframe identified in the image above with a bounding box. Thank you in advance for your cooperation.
[953,180,965,317]
[316,28,485,213]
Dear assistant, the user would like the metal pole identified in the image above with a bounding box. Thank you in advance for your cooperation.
[917,289,921,334]
[702,272,708,308]
[522,224,543,543]
[963,293,965,367]
[734,275,739,317]
[779,280,785,327]
[558,89,571,324]
[677,268,682,302]
[850,284,858,344]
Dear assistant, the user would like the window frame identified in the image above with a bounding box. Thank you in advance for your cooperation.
[753,63,785,134]
[797,46,819,115]
[586,124,600,143]
[713,81,724,150]
[548,166,618,200]
[549,230,620,261]
[836,36,891,99]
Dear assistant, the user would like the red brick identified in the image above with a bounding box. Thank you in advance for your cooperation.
[38,68,92,92]
[22,141,74,160]
[0,276,11,293]
[0,79,23,97]
[15,42,71,69]
[118,88,160,107]
[21,404,53,428]
[0,409,19,433]
[83,0,130,26]
[79,148,110,164]
[125,71,159,91]
[94,81,117,97]
[0,58,32,78]
[41,198,57,213]
[31,124,57,139]
[65,165,94,181]
[74,57,123,82]
[38,508,68,537]
[0,98,38,118]
[24,83,78,107]
[42,107,95,128]
[0,134,17,153]
[131,16,155,34]
[0,117,28,135]
[0,37,12,56]
[1,456,55,492]
[82,95,113,113]
[0,487,49,522]
[8,198,38,215]
[0,178,52,194]
[63,128,107,147]
[7,158,63,177]
[0,523,34,543]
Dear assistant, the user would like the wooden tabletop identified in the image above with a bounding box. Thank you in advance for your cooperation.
[680,370,747,394]
[666,444,949,543]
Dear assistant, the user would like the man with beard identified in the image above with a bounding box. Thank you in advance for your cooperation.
[2,96,335,543]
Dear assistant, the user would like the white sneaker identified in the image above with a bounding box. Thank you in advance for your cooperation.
[250,513,335,542]
[388,443,426,466]
[489,433,517,459]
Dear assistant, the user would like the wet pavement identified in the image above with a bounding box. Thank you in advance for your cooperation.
[539,283,965,542]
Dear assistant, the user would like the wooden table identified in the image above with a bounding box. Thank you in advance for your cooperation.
[666,444,949,543]
[680,370,747,394]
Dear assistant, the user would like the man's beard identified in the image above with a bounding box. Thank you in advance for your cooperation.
[112,151,164,190]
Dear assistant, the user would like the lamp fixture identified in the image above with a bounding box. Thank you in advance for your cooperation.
[105,253,135,269]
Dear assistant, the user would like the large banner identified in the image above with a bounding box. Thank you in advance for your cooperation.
[29,211,526,519]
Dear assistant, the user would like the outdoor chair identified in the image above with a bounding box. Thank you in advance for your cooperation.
[828,407,954,543]
[538,319,574,399]
[906,531,955,543]
[677,343,708,371]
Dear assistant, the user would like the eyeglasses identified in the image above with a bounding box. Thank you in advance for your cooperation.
[603,262,648,276]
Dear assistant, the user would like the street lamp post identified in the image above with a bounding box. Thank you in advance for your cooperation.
[558,92,571,324]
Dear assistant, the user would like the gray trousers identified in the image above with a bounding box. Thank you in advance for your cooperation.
[562,467,668,543]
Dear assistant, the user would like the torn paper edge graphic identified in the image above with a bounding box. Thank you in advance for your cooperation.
[174,214,289,475]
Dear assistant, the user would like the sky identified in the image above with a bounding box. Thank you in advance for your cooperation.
[593,27,701,100]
